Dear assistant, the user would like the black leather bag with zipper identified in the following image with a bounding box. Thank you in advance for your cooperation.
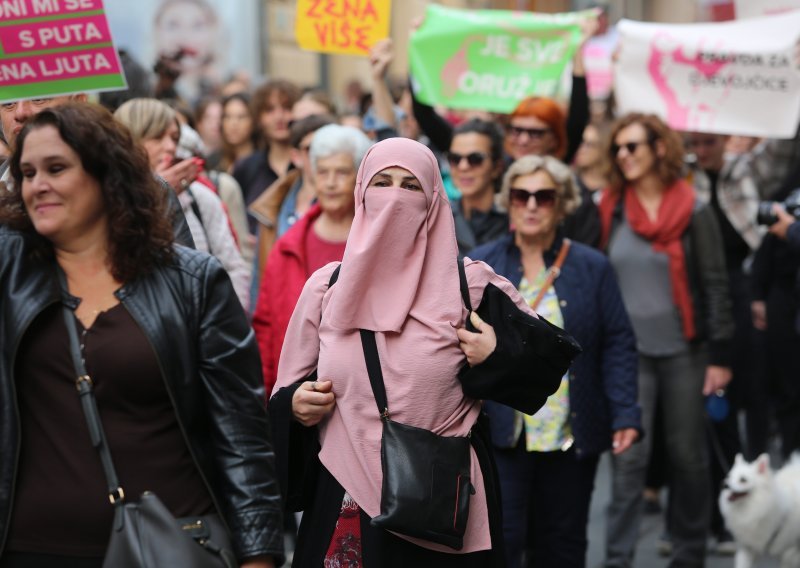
[58,272,237,568]
[358,259,477,550]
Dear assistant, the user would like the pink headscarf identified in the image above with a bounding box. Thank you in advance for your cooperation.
[325,137,461,332]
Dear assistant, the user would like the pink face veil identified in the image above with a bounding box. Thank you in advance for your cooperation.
[324,137,462,333]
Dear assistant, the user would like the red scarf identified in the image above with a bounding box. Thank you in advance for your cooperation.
[599,180,697,340]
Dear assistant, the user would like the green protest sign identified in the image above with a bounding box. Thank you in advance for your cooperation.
[409,5,586,113]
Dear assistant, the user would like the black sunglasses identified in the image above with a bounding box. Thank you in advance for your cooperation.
[508,125,550,139]
[446,151,488,168]
[611,140,650,156]
[509,188,558,208]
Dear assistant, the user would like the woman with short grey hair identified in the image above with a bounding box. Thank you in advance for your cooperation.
[253,124,372,397]
[497,154,581,216]
[309,123,373,174]
[471,154,641,568]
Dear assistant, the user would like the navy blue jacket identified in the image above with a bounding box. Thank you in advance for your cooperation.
[469,232,641,458]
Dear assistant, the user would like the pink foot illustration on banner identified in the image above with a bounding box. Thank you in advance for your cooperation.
[440,36,483,99]
[648,33,731,131]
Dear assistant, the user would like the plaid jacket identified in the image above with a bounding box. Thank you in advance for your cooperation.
[689,136,800,261]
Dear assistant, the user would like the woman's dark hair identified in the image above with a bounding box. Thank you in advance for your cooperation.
[452,118,505,163]
[220,92,258,169]
[2,102,175,282]
[606,112,685,194]
[251,79,301,137]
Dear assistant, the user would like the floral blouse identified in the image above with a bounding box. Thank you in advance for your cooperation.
[514,270,573,452]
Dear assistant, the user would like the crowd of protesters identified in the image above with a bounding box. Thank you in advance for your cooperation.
[1,6,800,568]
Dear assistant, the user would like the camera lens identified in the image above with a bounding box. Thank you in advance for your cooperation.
[756,201,778,226]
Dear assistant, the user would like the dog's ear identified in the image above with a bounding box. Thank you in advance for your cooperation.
[756,453,770,474]
[734,453,744,467]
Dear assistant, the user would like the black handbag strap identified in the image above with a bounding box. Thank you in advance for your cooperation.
[359,258,473,418]
[56,269,126,510]
[457,258,472,312]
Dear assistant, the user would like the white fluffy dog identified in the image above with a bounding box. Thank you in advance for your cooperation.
[720,453,800,568]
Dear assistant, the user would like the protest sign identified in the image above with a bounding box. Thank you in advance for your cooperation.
[614,12,800,138]
[583,28,617,100]
[295,0,391,56]
[409,5,586,114]
[0,0,125,103]
[734,0,800,19]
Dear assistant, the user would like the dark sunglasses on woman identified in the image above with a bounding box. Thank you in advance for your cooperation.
[611,140,650,156]
[446,151,488,168]
[508,125,550,139]
[509,188,558,208]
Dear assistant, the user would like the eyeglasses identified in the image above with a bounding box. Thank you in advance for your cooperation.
[611,140,649,156]
[508,188,558,208]
[508,125,551,140]
[446,151,488,168]
[688,137,719,148]
[1,98,50,110]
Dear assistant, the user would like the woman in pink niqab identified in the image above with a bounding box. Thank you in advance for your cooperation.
[270,137,532,567]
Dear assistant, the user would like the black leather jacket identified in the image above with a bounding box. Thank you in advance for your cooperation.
[0,228,284,563]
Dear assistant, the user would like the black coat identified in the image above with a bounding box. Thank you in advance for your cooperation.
[0,229,283,563]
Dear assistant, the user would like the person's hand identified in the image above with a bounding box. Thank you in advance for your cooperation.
[703,365,732,396]
[409,15,425,37]
[456,312,497,367]
[767,204,796,240]
[572,9,600,76]
[612,428,638,455]
[369,38,393,81]
[577,8,601,47]
[751,300,767,330]
[292,380,336,427]
[241,557,275,568]
[157,156,199,194]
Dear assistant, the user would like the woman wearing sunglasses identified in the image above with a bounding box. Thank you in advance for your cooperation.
[598,113,734,568]
[446,119,508,256]
[468,155,641,568]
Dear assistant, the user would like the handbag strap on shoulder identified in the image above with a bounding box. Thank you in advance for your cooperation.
[530,238,571,312]
[57,269,126,510]
[359,258,473,419]
[359,330,390,418]
[457,258,472,312]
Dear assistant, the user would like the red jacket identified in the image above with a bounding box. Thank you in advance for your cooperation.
[252,204,323,398]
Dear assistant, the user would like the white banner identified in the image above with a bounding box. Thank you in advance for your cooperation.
[614,12,800,138]
[734,0,800,19]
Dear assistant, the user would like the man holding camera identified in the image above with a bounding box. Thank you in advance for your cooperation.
[685,130,800,552]
[751,168,800,458]
[769,204,800,250]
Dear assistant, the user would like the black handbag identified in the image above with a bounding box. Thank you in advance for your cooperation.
[359,329,474,550]
[458,283,582,415]
[58,276,237,568]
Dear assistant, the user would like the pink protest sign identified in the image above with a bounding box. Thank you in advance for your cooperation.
[0,0,125,102]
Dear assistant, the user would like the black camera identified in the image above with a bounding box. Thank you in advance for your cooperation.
[756,189,800,226]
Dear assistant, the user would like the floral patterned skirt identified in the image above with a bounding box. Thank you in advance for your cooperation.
[323,492,363,567]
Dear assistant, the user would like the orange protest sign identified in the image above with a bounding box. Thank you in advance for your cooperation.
[295,0,391,56]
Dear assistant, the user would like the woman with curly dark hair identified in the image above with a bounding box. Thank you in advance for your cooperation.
[0,103,283,568]
[599,113,734,568]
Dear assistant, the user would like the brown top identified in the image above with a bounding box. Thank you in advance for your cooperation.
[7,303,214,557]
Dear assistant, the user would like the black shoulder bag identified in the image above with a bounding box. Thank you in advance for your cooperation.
[58,273,236,568]
[358,259,475,550]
